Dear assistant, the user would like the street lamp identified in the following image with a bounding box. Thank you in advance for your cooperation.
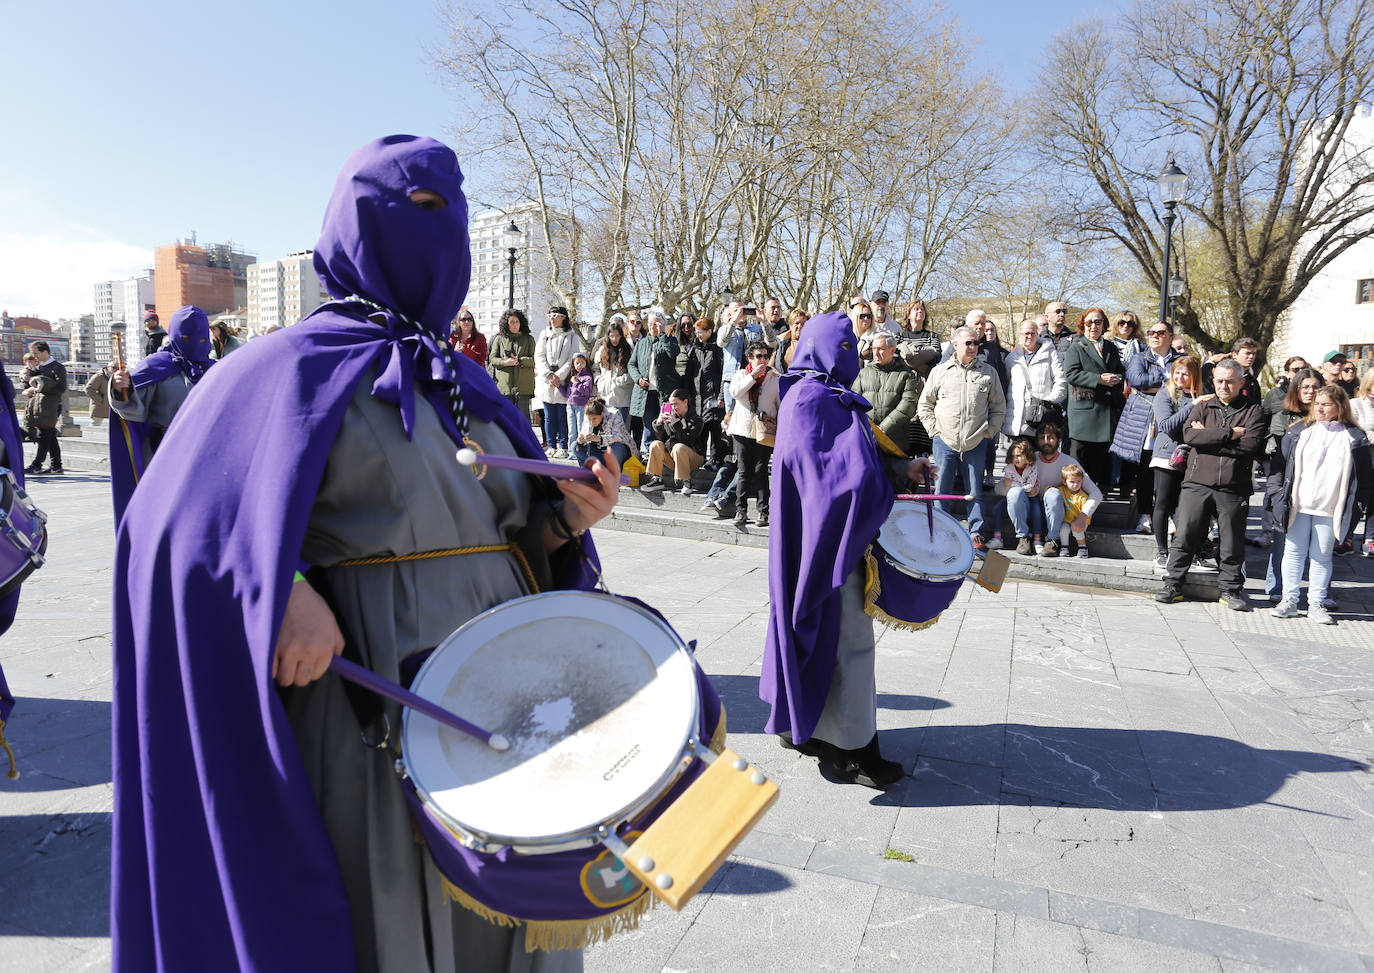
[1156,158,1188,323]
[502,220,522,311]
[1167,274,1185,330]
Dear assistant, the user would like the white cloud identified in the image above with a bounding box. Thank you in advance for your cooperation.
[0,231,153,320]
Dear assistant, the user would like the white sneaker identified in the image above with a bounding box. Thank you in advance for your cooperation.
[1136,514,1152,534]
[1271,600,1301,618]
[1309,605,1336,625]
[986,534,1003,551]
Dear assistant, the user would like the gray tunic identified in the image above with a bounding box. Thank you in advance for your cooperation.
[108,373,193,429]
[286,377,582,973]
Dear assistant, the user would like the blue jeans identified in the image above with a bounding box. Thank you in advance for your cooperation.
[1265,526,1286,599]
[543,403,569,450]
[1006,486,1045,538]
[1281,513,1334,605]
[1043,488,1067,541]
[932,437,988,537]
[573,441,630,468]
[567,404,584,444]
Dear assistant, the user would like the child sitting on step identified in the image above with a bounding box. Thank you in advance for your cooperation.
[1056,463,1097,558]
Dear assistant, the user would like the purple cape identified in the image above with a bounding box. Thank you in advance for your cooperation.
[0,356,24,722]
[110,306,215,523]
[759,312,894,743]
[112,135,600,971]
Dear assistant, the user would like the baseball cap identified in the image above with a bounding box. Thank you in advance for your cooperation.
[1323,350,1348,363]
[870,290,890,302]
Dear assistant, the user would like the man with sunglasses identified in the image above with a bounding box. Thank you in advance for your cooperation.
[1040,301,1075,358]
[868,290,901,339]
[918,326,1006,551]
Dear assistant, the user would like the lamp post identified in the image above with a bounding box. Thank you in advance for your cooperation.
[502,220,522,311]
[1156,158,1188,323]
[1167,274,1185,331]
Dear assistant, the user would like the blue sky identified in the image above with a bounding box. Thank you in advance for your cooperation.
[0,0,1122,318]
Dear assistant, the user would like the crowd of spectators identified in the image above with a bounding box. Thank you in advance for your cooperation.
[458,295,1373,616]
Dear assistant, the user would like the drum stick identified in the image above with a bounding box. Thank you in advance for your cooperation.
[456,447,630,484]
[896,493,975,502]
[327,655,510,751]
[112,332,129,402]
[922,470,935,541]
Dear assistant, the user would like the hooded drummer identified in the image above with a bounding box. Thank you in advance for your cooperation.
[111,136,620,972]
[759,311,935,789]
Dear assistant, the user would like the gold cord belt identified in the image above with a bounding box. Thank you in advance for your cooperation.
[333,543,539,592]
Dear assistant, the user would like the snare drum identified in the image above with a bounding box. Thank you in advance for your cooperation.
[398,591,776,951]
[0,468,46,598]
[863,501,974,630]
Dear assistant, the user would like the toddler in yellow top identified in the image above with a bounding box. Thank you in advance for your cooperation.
[1056,464,1093,558]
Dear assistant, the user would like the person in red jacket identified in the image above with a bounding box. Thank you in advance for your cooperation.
[448,306,487,367]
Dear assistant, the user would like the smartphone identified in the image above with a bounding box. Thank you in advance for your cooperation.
[742,306,757,316]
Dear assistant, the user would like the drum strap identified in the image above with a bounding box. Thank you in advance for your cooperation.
[0,720,16,779]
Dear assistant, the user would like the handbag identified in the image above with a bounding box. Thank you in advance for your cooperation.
[1026,396,1065,429]
[1169,443,1191,470]
[752,413,777,447]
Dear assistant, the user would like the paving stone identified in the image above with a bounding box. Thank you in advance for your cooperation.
[853,890,996,972]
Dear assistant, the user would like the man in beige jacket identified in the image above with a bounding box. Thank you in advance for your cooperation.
[918,326,1006,550]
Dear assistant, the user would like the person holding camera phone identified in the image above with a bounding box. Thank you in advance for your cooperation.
[719,299,777,412]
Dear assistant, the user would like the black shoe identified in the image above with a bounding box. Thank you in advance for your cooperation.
[1219,591,1251,612]
[45,465,63,475]
[24,462,43,474]
[734,511,749,529]
[778,732,827,758]
[822,734,904,789]
[640,475,665,493]
[1155,586,1184,604]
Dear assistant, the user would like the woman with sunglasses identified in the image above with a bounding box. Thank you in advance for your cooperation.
[850,299,878,361]
[773,308,809,371]
[1114,320,1183,533]
[448,306,487,367]
[1109,311,1144,363]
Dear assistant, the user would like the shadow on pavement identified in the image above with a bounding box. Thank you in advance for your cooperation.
[872,723,1368,812]
[710,674,949,736]
[1,696,111,790]
[0,811,110,937]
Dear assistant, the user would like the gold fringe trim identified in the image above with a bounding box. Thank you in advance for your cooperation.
[333,542,539,593]
[427,701,729,952]
[870,421,907,458]
[862,549,941,633]
[0,719,18,779]
[438,872,657,952]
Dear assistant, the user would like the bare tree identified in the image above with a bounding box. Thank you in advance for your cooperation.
[1033,0,1374,365]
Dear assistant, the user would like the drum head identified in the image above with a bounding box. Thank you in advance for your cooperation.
[404,591,699,850]
[877,501,975,580]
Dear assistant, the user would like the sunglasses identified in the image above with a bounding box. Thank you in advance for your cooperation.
[1146,329,1169,336]
[858,313,873,320]
[458,317,474,323]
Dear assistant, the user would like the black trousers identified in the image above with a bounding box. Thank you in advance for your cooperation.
[1152,467,1183,557]
[32,426,61,468]
[733,435,771,515]
[1129,452,1155,516]
[1074,440,1110,493]
[1165,483,1248,593]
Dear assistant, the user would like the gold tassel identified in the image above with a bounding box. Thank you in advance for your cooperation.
[863,549,941,632]
[0,720,18,779]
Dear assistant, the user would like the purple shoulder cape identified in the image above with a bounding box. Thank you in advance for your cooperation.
[0,357,24,722]
[111,307,599,972]
[759,358,894,744]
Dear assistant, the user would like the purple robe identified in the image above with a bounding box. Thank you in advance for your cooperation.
[0,356,25,723]
[759,312,895,743]
[109,306,214,523]
[111,135,599,972]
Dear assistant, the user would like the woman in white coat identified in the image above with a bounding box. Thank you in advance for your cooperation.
[534,306,577,456]
[726,340,782,529]
[1002,318,1068,438]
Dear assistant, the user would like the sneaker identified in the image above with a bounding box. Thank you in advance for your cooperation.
[700,498,718,512]
[971,534,987,552]
[986,532,1003,551]
[640,475,665,493]
[1271,600,1301,618]
[1334,539,1354,556]
[1155,586,1184,604]
[1016,537,1033,556]
[45,465,63,475]
[755,514,769,527]
[1153,553,1168,575]
[1040,539,1059,558]
[1076,544,1089,559]
[24,462,42,474]
[734,511,749,529]
[1309,605,1336,625]
[1208,527,1220,544]
[1060,539,1073,557]
[1246,532,1273,549]
[680,482,694,497]
[1136,514,1152,534]
[1363,540,1374,557]
[1219,591,1251,612]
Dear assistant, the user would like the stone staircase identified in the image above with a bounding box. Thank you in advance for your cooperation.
[595,462,1267,600]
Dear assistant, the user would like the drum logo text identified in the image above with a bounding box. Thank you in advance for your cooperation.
[603,744,641,781]
[579,832,646,908]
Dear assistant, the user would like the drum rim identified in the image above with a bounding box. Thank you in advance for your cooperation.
[402,590,702,854]
[877,501,975,580]
[0,472,47,598]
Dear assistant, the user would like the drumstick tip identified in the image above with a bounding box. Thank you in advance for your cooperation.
[488,733,510,752]
[455,447,478,466]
